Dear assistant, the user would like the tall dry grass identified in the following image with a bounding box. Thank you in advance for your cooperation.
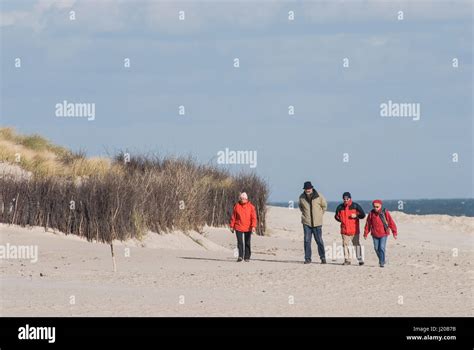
[0,127,111,178]
[0,142,269,244]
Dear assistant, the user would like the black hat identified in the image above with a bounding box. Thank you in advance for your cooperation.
[342,192,351,199]
[303,181,314,190]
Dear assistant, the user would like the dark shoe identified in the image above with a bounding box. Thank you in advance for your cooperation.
[237,257,243,262]
[244,259,250,262]
[379,264,384,268]
[359,261,364,266]
[304,260,312,264]
[321,259,327,264]
[343,261,351,265]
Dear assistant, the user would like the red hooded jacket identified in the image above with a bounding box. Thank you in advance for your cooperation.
[230,201,257,233]
[364,208,398,238]
[334,199,366,235]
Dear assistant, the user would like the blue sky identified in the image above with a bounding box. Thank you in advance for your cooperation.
[1,0,472,201]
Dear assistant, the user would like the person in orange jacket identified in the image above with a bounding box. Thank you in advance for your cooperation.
[364,199,398,268]
[229,192,257,262]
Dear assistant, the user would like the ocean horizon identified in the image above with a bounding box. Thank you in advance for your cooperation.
[269,198,474,217]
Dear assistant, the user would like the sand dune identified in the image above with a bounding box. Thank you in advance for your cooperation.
[0,161,32,181]
[0,206,472,316]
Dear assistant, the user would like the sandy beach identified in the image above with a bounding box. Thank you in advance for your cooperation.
[1,206,472,317]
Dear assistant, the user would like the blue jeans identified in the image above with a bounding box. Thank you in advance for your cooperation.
[372,236,388,266]
[303,225,325,261]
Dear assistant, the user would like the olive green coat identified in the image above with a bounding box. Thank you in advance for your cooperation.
[298,190,328,227]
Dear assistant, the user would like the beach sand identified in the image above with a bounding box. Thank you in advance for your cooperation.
[0,206,472,316]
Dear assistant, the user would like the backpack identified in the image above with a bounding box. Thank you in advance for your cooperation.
[377,208,389,231]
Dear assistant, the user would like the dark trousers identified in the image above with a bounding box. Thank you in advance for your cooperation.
[236,231,251,259]
[303,224,325,261]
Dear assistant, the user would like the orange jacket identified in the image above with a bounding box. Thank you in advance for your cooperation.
[230,201,257,232]
[334,199,366,235]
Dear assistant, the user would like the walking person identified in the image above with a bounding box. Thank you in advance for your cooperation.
[334,192,366,266]
[364,199,398,268]
[298,181,328,264]
[229,192,257,262]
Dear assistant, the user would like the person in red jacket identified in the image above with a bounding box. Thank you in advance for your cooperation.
[229,192,257,262]
[364,199,398,268]
[334,192,366,266]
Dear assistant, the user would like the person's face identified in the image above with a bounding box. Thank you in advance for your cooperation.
[240,197,248,203]
[305,188,313,195]
[343,197,351,203]
[373,204,382,211]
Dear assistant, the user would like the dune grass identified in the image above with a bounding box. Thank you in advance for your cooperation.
[0,128,269,243]
[0,127,113,178]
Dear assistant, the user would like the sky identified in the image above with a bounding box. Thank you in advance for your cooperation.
[0,0,472,202]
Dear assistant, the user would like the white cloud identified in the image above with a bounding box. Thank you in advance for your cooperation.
[1,0,471,32]
[0,0,76,30]
[143,1,286,34]
[301,0,472,22]
[0,10,29,27]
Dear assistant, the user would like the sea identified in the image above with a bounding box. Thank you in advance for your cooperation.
[269,199,474,217]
